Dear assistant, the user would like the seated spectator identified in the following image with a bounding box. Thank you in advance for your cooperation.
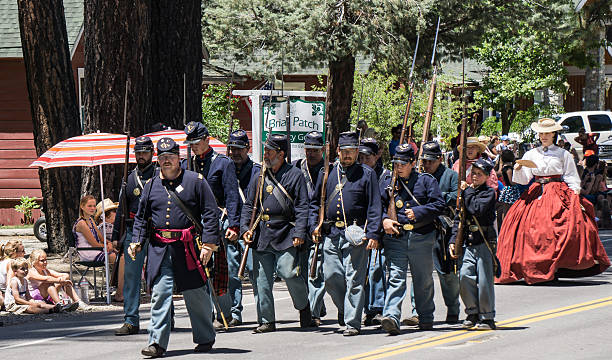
[574,127,599,155]
[4,258,64,314]
[73,195,117,264]
[0,240,26,309]
[95,199,124,302]
[27,249,84,310]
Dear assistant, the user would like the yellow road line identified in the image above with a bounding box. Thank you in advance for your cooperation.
[339,296,612,360]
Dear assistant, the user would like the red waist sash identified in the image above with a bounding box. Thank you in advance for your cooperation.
[154,226,206,283]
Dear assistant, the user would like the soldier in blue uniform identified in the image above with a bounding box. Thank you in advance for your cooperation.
[113,136,158,336]
[129,138,220,357]
[241,134,313,333]
[183,121,240,326]
[449,158,498,330]
[292,131,327,325]
[227,129,261,325]
[310,131,382,336]
[358,138,391,327]
[379,144,445,335]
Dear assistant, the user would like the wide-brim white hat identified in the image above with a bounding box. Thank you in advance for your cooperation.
[531,118,563,133]
[466,137,487,153]
[95,198,119,222]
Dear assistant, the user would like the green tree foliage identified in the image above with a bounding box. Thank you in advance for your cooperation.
[14,196,40,225]
[201,83,239,143]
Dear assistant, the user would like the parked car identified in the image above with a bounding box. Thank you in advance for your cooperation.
[554,111,612,153]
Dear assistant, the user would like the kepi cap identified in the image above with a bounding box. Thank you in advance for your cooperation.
[359,138,379,156]
[184,121,209,145]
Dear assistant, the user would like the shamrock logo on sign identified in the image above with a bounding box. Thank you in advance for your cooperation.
[312,104,323,116]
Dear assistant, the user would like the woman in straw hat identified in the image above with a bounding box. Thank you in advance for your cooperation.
[95,198,123,301]
[496,118,610,284]
[452,137,499,190]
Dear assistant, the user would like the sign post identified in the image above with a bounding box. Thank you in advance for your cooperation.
[232,90,326,162]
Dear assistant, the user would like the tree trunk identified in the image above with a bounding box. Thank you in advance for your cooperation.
[83,0,152,200]
[325,55,356,160]
[583,24,606,111]
[150,0,202,130]
[16,0,82,253]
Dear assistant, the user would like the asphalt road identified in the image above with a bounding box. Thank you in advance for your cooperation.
[1,234,611,360]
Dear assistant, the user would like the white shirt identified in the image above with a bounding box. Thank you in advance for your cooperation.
[513,145,581,193]
[4,277,27,306]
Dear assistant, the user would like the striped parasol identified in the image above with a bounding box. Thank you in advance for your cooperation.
[142,129,227,159]
[30,132,135,169]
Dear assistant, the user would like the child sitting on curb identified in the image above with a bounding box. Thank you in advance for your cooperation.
[4,258,65,314]
[27,249,84,311]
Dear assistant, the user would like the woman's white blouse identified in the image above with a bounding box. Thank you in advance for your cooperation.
[513,145,581,193]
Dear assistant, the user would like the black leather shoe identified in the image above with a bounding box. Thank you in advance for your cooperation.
[476,319,496,330]
[312,317,321,327]
[446,314,459,324]
[381,317,400,336]
[228,318,242,327]
[300,305,316,328]
[363,313,375,326]
[463,314,478,329]
[253,322,276,334]
[115,323,139,336]
[141,343,165,358]
[194,342,214,353]
[320,305,327,318]
[418,322,433,330]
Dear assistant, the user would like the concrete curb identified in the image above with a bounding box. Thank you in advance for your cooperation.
[0,228,34,236]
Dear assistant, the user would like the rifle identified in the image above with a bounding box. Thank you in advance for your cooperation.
[451,48,469,264]
[282,56,292,162]
[417,16,441,172]
[228,63,236,138]
[386,34,420,223]
[238,80,274,279]
[184,74,192,170]
[309,119,332,279]
[111,80,130,287]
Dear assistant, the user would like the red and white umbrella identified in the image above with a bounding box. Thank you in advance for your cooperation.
[142,129,227,160]
[30,132,135,169]
[30,132,134,304]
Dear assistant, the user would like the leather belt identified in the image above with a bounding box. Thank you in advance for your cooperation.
[535,176,562,184]
[333,220,365,229]
[399,220,433,232]
[155,230,183,239]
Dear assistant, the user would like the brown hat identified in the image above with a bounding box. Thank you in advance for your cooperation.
[95,198,119,223]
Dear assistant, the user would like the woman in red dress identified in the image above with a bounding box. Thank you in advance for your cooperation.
[496,118,610,284]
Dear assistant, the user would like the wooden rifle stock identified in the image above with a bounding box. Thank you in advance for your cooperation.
[309,121,331,279]
[453,116,468,260]
[238,164,266,279]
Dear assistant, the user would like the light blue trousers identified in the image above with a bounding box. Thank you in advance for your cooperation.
[123,229,147,327]
[307,243,326,317]
[460,243,496,320]
[253,245,309,324]
[322,234,368,331]
[148,251,215,349]
[383,231,436,327]
[365,248,387,316]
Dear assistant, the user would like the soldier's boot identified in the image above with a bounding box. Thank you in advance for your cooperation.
[115,323,140,336]
[253,322,276,334]
[380,317,400,336]
[141,343,165,358]
[476,319,496,330]
[462,314,479,329]
[401,315,419,326]
[338,312,345,326]
[300,304,316,328]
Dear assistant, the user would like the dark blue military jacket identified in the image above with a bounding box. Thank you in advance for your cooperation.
[449,184,497,246]
[292,158,324,200]
[380,170,445,235]
[432,165,458,208]
[112,163,158,245]
[309,162,382,241]
[181,149,240,228]
[240,162,309,251]
[236,159,262,214]
[132,169,219,292]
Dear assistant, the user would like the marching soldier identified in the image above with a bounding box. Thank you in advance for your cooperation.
[292,131,327,326]
[241,134,313,333]
[183,121,240,326]
[227,129,261,324]
[404,141,461,326]
[357,138,390,327]
[310,131,382,336]
[129,138,220,357]
[379,144,445,335]
[113,136,158,336]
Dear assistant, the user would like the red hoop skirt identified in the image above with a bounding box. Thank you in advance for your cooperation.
[496,180,610,284]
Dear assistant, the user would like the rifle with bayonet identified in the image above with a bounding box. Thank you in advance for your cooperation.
[238,81,274,279]
[111,80,130,287]
[309,119,332,278]
[451,49,469,264]
[184,74,192,170]
[417,16,441,172]
[386,34,420,223]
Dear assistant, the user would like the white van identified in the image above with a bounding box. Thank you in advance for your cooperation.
[554,111,612,152]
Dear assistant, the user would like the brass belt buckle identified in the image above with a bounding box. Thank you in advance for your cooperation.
[161,231,172,238]
[469,225,479,232]
[402,223,413,231]
[262,214,270,221]
[335,221,345,228]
